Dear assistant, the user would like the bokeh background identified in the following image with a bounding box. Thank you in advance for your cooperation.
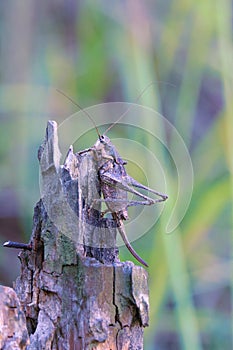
[0,1,232,349]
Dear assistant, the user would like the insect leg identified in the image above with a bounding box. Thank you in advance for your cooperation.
[114,217,148,267]
[101,173,167,204]
[126,175,168,201]
[78,147,94,155]
[92,197,160,208]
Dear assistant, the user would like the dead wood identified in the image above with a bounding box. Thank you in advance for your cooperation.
[2,120,149,349]
[0,285,29,349]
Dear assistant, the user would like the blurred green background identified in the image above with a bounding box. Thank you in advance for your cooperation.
[0,1,232,349]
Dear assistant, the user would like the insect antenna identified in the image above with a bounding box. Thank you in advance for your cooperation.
[103,80,175,135]
[56,89,101,139]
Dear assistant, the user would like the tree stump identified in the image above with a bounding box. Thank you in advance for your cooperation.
[3,121,149,349]
[0,286,29,350]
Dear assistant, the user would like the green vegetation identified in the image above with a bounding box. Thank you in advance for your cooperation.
[0,2,232,349]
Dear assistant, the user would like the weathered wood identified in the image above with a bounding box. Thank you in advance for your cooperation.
[8,120,149,349]
[0,285,29,349]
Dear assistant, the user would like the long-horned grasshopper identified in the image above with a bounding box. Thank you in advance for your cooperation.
[59,90,168,267]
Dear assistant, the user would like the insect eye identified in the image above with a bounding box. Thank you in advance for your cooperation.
[99,135,105,143]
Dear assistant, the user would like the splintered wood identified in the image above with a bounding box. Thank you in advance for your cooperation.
[1,121,149,349]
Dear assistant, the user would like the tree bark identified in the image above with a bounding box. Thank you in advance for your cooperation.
[0,286,29,349]
[2,121,149,349]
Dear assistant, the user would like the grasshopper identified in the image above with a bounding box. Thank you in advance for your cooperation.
[3,91,168,267]
[60,91,168,268]
[79,134,167,267]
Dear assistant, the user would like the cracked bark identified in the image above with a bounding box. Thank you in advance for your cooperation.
[1,121,149,349]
